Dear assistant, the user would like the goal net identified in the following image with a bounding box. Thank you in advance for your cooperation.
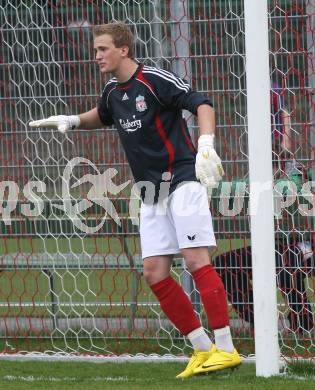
[0,0,314,362]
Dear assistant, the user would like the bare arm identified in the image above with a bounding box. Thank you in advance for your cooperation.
[197,104,216,136]
[78,107,104,130]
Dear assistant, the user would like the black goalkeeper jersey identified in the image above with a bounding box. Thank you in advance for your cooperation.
[97,63,213,202]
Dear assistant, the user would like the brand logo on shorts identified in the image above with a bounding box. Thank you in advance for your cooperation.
[136,95,147,112]
[187,234,196,241]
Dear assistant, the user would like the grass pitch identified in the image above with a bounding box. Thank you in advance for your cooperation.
[0,361,314,390]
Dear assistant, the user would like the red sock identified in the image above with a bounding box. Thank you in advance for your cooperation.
[192,264,229,329]
[150,276,201,335]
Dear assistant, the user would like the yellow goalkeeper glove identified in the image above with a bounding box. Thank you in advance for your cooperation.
[195,134,224,189]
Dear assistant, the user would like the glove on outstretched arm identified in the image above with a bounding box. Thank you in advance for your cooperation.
[195,134,224,189]
[29,115,80,133]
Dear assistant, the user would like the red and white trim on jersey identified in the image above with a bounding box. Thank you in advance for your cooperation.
[180,119,196,152]
[101,77,117,94]
[106,85,117,108]
[136,67,163,105]
[143,65,190,92]
[154,111,175,173]
[136,66,175,173]
[100,77,118,108]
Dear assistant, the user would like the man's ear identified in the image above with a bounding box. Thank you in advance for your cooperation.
[121,45,129,57]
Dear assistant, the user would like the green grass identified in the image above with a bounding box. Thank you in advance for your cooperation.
[0,335,259,357]
[286,360,315,377]
[0,237,250,318]
[0,236,141,256]
[1,334,314,361]
[0,361,314,390]
[0,237,248,256]
[0,268,152,316]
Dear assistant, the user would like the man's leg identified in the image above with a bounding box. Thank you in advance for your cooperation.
[143,254,200,335]
[166,182,241,373]
[143,255,213,378]
[182,246,241,373]
[182,247,232,349]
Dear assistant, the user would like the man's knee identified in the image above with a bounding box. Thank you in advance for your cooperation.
[181,247,211,273]
[142,256,172,286]
[142,267,161,285]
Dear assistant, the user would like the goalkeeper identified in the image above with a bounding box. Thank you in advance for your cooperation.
[30,21,241,377]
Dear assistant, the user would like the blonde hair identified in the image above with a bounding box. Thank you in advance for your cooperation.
[93,22,135,58]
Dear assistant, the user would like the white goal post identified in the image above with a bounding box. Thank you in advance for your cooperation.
[244,0,279,376]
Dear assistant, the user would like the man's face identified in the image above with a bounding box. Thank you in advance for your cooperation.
[94,34,126,74]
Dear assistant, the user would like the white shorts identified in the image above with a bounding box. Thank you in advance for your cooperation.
[140,182,216,259]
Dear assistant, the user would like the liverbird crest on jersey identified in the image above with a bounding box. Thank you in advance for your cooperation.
[135,95,147,112]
